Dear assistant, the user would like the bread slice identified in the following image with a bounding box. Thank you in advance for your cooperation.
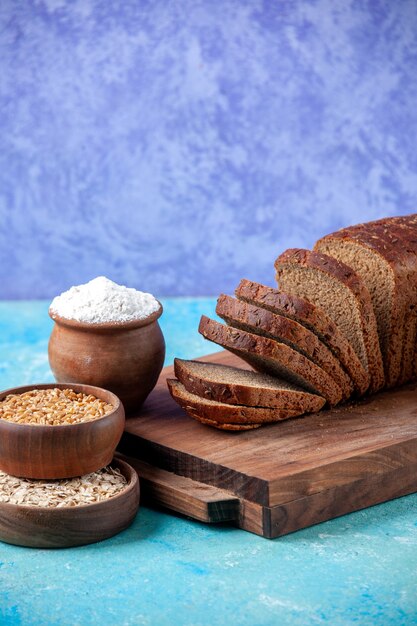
[235,279,369,395]
[398,217,417,383]
[198,316,344,406]
[385,217,417,383]
[216,294,353,400]
[399,310,417,385]
[275,249,385,393]
[414,341,417,381]
[167,379,299,425]
[364,215,417,384]
[168,384,261,430]
[174,358,326,413]
[314,218,417,387]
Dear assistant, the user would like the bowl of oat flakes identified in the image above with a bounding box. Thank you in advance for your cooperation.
[0,458,139,548]
[0,383,125,480]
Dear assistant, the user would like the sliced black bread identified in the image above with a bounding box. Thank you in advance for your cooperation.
[385,217,417,384]
[215,294,354,400]
[174,358,326,413]
[275,249,385,393]
[198,316,344,406]
[399,310,417,384]
[235,279,369,395]
[167,379,299,425]
[314,218,417,387]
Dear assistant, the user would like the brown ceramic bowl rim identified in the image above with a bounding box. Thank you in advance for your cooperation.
[0,458,138,512]
[48,300,163,331]
[0,382,123,430]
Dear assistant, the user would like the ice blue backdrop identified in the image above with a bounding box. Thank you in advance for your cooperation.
[1,0,417,299]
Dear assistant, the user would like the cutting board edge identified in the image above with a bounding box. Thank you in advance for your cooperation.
[267,434,417,506]
[263,459,417,538]
[120,429,417,508]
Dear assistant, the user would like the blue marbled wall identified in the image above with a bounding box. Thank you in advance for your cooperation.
[1,0,417,299]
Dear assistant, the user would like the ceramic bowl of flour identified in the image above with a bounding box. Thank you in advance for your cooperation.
[48,277,166,413]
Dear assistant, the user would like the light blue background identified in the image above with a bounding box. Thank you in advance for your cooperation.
[1,300,416,626]
[1,0,417,299]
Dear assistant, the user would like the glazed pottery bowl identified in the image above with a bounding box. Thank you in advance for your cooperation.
[0,383,125,479]
[0,458,139,548]
[48,304,165,413]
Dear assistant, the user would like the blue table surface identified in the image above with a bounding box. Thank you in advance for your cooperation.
[0,299,416,626]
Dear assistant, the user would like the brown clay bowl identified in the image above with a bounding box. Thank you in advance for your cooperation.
[48,305,166,413]
[0,458,139,548]
[0,383,125,479]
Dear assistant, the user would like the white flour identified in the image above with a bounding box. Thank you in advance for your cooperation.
[50,276,160,323]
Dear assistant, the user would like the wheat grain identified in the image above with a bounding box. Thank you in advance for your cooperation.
[0,388,114,426]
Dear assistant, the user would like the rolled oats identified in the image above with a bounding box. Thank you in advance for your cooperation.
[0,466,127,507]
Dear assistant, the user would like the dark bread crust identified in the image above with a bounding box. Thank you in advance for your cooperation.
[216,294,354,400]
[174,358,326,413]
[275,248,385,393]
[235,279,369,395]
[167,379,299,424]
[198,316,343,406]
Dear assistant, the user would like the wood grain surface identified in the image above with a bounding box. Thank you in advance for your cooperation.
[265,461,417,538]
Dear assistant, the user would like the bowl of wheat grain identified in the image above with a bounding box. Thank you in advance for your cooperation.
[0,383,125,479]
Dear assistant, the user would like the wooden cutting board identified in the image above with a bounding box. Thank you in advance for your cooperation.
[118,351,417,538]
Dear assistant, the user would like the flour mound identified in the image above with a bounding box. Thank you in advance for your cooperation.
[50,276,160,324]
